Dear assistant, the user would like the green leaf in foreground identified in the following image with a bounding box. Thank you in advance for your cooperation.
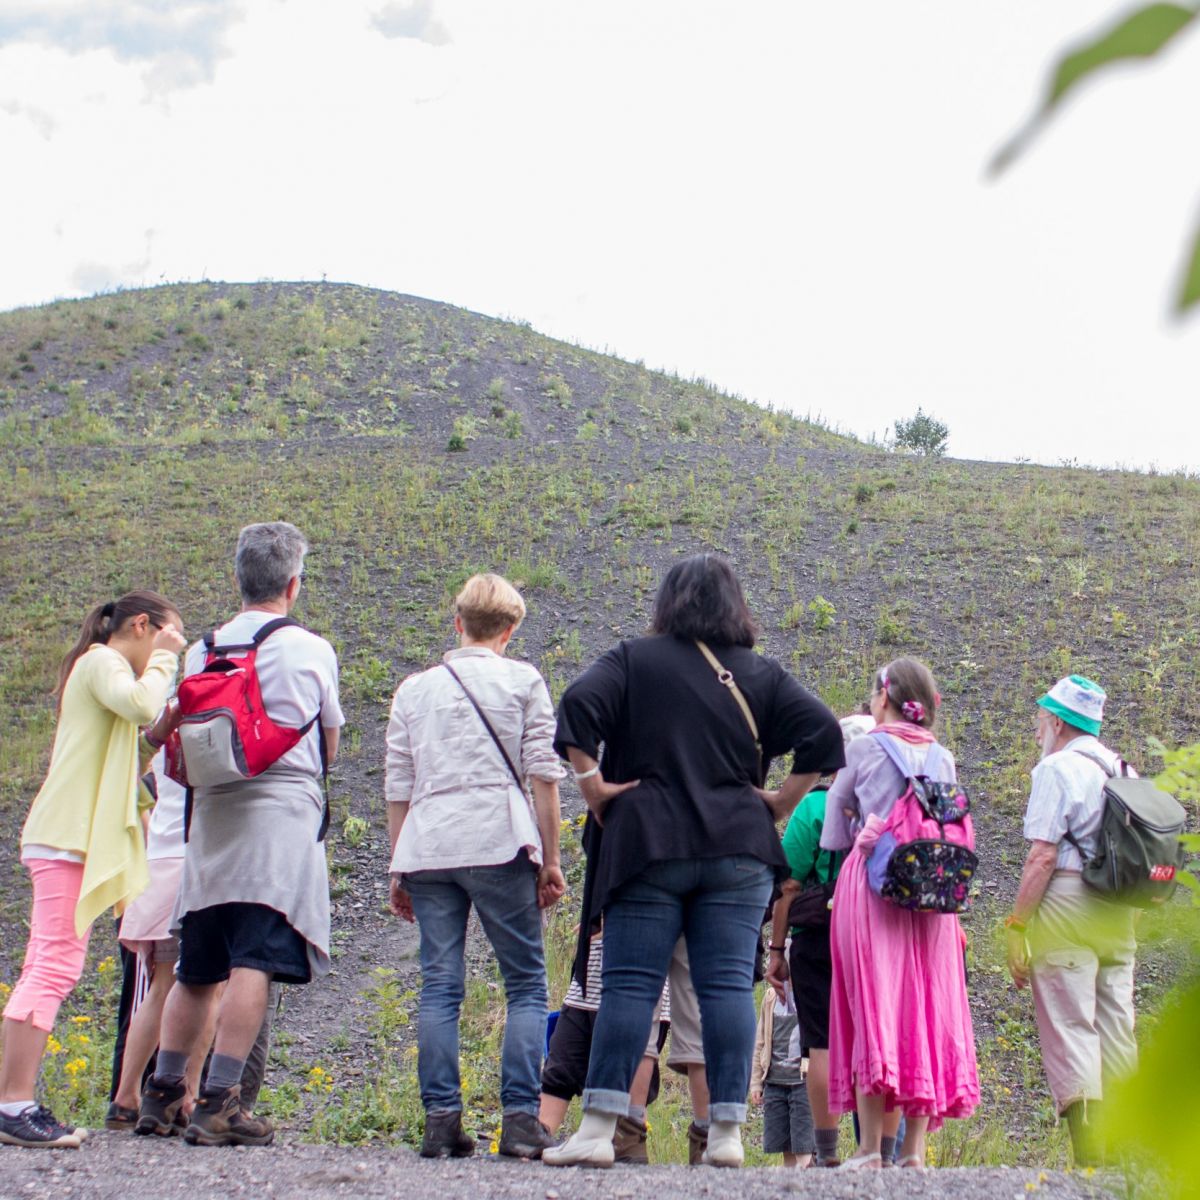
[1175,219,1200,314]
[989,2,1198,175]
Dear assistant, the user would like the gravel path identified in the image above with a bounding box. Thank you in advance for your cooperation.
[0,1133,1119,1200]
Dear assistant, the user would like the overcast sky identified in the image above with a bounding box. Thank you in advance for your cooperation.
[2,0,1198,470]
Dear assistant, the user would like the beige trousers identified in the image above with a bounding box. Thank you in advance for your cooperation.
[1028,872,1138,1113]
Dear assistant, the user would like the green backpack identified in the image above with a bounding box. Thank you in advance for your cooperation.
[1064,751,1188,908]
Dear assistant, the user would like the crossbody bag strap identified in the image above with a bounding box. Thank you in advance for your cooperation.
[695,639,763,784]
[443,661,525,792]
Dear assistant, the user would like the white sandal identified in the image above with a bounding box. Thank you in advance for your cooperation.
[897,1153,926,1170]
[837,1151,883,1170]
[541,1132,614,1169]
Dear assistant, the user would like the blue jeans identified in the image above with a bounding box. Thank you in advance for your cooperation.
[583,854,773,1123]
[404,852,547,1116]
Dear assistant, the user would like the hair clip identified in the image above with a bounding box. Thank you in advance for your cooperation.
[901,699,926,723]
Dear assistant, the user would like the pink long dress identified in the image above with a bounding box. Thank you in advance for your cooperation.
[822,731,979,1127]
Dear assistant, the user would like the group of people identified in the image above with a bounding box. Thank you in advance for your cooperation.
[0,532,1143,1173]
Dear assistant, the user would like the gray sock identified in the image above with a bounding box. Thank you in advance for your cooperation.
[692,1117,709,1131]
[153,1049,190,1085]
[880,1135,897,1162]
[815,1127,839,1161]
[627,1105,646,1122]
[205,1053,248,1093]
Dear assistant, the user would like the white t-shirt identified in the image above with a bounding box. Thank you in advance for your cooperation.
[1024,735,1132,870]
[183,609,345,778]
[146,747,187,859]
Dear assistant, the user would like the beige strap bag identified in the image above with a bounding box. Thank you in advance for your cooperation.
[695,639,763,784]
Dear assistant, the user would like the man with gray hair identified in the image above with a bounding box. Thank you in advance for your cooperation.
[1005,674,1137,1167]
[138,522,344,1146]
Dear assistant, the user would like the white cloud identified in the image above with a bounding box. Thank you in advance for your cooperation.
[0,0,247,91]
[370,1,450,47]
[0,97,56,137]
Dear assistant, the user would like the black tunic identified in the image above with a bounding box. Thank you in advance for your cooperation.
[555,634,845,993]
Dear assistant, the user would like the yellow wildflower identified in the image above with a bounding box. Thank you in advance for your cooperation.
[64,1058,88,1077]
[489,1139,499,1154]
[46,1036,63,1055]
[97,957,116,976]
[71,1015,91,1024]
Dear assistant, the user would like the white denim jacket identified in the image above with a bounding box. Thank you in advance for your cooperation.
[386,646,565,873]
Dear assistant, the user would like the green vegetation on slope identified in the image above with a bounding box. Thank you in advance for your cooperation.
[0,282,1196,1168]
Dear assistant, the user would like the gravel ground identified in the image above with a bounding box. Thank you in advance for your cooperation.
[0,1133,1119,1200]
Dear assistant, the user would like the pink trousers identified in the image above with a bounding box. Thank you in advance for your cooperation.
[3,860,91,1032]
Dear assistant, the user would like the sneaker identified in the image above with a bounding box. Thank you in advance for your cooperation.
[498,1112,555,1160]
[104,1102,139,1132]
[419,1110,474,1159]
[541,1129,615,1169]
[184,1085,274,1147]
[136,1076,188,1137]
[687,1121,708,1166]
[700,1125,743,1168]
[0,1104,82,1148]
[612,1114,649,1165]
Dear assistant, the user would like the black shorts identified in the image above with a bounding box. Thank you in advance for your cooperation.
[541,1005,667,1104]
[788,924,833,1051]
[176,902,311,986]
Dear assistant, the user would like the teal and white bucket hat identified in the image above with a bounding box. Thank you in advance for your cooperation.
[1037,675,1106,736]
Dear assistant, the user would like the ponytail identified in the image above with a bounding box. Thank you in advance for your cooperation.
[55,589,179,705]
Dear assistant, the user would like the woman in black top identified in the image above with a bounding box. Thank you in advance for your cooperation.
[543,555,843,1169]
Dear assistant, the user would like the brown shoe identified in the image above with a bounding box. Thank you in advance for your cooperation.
[183,1085,274,1147]
[687,1120,708,1166]
[420,1110,475,1158]
[613,1114,649,1165]
[135,1077,188,1137]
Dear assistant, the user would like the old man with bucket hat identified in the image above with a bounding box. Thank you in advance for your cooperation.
[1005,675,1138,1167]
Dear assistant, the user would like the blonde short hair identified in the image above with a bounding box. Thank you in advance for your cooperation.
[455,573,526,639]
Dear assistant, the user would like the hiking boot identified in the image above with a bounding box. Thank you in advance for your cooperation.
[136,1076,188,1137]
[419,1109,474,1159]
[687,1120,708,1165]
[184,1085,274,1147]
[613,1114,649,1164]
[0,1104,82,1148]
[104,1102,139,1132]
[498,1111,555,1159]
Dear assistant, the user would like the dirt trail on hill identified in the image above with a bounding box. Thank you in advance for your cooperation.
[0,1134,1119,1200]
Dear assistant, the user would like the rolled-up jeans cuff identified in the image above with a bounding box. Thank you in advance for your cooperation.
[581,1087,630,1116]
[502,1104,541,1118]
[710,1102,748,1123]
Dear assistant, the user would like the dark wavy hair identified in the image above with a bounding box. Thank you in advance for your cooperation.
[649,554,757,647]
[56,590,179,704]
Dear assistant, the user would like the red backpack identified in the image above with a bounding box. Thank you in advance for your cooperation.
[164,617,328,838]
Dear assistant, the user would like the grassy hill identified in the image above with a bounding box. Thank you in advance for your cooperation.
[1,282,1196,1166]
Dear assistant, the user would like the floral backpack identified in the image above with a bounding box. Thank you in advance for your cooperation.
[865,733,978,914]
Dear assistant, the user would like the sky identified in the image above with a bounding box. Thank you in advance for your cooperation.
[1,0,1198,470]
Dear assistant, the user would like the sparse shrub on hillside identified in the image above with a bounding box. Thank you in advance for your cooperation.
[577,420,599,440]
[893,407,949,456]
[486,377,506,402]
[540,373,572,405]
[447,415,476,452]
[875,606,908,646]
[503,411,522,439]
[808,595,837,632]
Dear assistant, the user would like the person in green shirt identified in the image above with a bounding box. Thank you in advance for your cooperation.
[767,713,873,1168]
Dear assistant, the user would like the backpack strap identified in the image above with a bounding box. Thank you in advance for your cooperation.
[871,731,948,783]
[316,724,330,842]
[1062,747,1124,860]
[694,639,764,785]
[442,662,526,792]
[252,616,300,645]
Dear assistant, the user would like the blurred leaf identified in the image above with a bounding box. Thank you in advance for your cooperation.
[1048,3,1196,105]
[990,3,1198,175]
[1175,222,1200,313]
[1103,979,1200,1196]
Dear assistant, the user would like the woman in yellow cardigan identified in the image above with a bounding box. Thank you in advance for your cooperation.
[0,591,185,1149]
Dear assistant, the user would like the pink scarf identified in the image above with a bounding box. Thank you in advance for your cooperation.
[873,720,935,745]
